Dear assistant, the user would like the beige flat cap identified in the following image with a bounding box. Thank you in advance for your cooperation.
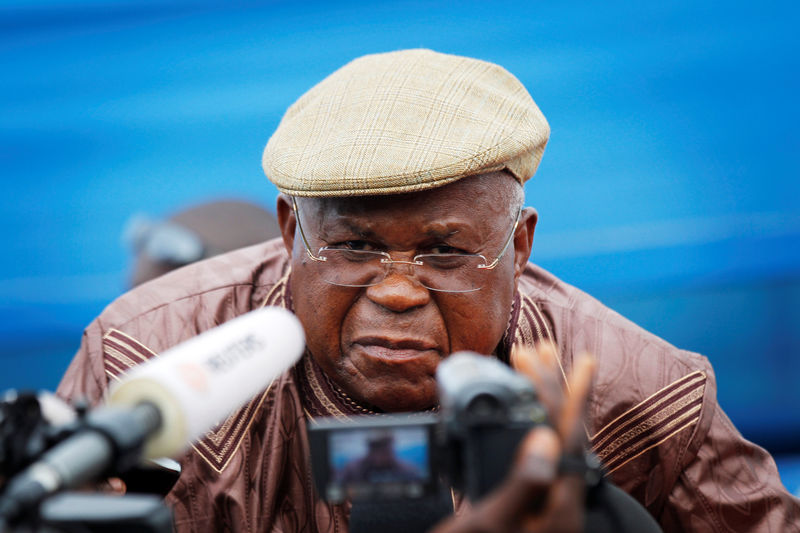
[262,49,549,197]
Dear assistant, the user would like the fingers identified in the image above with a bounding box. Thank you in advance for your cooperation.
[86,476,127,495]
[511,344,596,453]
[511,344,564,422]
[433,346,595,533]
[559,353,595,454]
[515,425,561,493]
[515,418,587,533]
[522,475,585,533]
[106,477,127,494]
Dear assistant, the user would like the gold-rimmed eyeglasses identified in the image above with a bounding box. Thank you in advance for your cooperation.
[292,197,521,293]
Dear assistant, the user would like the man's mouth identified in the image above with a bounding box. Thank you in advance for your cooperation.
[351,336,441,362]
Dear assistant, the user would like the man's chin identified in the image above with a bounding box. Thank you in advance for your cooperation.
[333,351,441,412]
[377,398,438,413]
[349,383,438,413]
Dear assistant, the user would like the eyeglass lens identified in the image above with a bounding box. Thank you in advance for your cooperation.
[317,249,485,292]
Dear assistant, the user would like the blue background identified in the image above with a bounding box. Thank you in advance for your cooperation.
[1,0,798,486]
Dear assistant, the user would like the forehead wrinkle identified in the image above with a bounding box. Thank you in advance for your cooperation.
[308,203,397,246]
[427,228,460,239]
[331,220,471,250]
[419,223,470,241]
[315,222,368,244]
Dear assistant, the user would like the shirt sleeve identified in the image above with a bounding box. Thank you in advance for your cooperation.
[660,376,800,532]
[56,319,108,406]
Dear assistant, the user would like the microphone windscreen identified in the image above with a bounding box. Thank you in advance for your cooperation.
[108,307,305,458]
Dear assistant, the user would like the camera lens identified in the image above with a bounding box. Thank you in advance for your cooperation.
[465,393,502,419]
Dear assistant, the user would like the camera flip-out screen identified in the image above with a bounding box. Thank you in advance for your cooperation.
[308,415,438,502]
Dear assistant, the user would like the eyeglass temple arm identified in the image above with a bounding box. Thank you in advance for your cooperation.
[291,197,327,262]
[479,208,522,270]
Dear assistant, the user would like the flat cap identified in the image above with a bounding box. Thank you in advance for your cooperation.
[263,49,549,197]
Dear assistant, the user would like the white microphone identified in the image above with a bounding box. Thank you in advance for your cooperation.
[108,305,305,459]
[0,307,304,522]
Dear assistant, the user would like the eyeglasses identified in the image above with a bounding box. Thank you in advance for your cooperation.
[292,197,520,293]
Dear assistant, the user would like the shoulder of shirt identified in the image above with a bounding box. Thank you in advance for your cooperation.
[517,261,710,374]
[94,238,289,338]
[89,238,292,378]
[517,262,717,481]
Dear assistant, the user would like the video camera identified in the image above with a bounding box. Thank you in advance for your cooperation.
[308,351,547,503]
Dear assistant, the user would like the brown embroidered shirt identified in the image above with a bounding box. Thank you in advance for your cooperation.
[57,238,800,532]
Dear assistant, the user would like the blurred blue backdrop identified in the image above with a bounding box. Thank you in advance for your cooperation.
[1,0,798,475]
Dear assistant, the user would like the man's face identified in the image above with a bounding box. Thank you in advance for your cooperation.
[278,172,536,412]
[368,441,396,467]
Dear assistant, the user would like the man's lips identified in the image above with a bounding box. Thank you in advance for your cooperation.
[351,336,441,362]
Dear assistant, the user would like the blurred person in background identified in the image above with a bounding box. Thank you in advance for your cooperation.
[124,199,281,287]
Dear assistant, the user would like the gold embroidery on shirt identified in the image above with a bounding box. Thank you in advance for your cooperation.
[607,404,701,464]
[102,328,160,384]
[590,371,706,472]
[604,417,701,474]
[202,414,237,447]
[524,296,570,393]
[261,269,291,309]
[513,295,537,346]
[104,346,139,371]
[104,369,124,382]
[303,354,348,420]
[103,358,127,378]
[191,383,274,474]
[103,329,158,360]
[592,370,706,446]
[596,396,702,462]
[591,373,705,452]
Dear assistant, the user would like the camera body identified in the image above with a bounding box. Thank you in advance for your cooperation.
[308,351,547,503]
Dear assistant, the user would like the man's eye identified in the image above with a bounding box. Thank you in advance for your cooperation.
[333,240,377,251]
[428,244,467,255]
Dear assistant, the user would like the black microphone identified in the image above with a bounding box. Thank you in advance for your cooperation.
[0,403,161,524]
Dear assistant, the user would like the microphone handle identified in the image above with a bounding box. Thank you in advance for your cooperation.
[0,403,161,524]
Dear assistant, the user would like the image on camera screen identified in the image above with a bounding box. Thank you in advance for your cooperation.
[327,426,430,500]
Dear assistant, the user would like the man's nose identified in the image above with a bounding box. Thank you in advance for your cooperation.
[366,272,430,312]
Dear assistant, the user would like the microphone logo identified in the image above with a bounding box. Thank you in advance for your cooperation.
[177,362,208,393]
[203,334,266,373]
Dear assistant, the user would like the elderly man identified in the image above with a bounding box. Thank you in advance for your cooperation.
[57,49,799,532]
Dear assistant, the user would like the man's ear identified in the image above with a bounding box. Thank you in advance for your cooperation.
[276,194,297,259]
[513,207,537,284]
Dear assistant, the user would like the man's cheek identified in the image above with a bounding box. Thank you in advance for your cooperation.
[294,286,345,354]
[441,301,496,354]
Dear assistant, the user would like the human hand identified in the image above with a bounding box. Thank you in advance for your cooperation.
[94,477,127,495]
[431,344,595,533]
